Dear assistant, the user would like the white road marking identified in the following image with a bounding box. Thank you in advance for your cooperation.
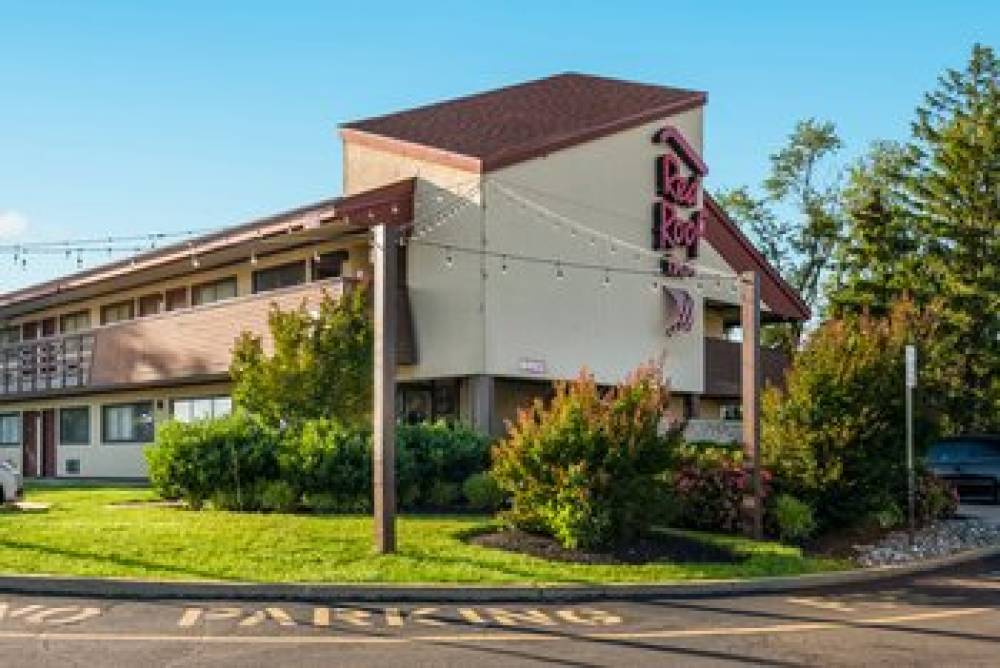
[786,597,857,613]
[0,607,988,646]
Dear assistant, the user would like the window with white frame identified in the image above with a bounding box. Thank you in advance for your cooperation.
[191,277,238,306]
[172,396,232,423]
[102,402,154,443]
[0,413,19,445]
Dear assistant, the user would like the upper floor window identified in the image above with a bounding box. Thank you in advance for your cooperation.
[60,310,91,334]
[0,413,19,445]
[0,326,20,346]
[253,261,306,294]
[102,401,154,443]
[172,396,232,423]
[165,287,189,312]
[101,300,135,325]
[192,277,237,306]
[312,251,349,281]
[139,293,164,317]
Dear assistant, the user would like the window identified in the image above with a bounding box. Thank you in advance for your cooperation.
[165,287,188,312]
[102,402,154,443]
[138,293,164,317]
[60,310,91,334]
[312,251,349,281]
[59,407,90,445]
[253,261,306,294]
[171,396,232,423]
[396,380,458,424]
[720,403,743,421]
[192,277,237,306]
[0,413,19,445]
[65,459,81,475]
[0,326,20,346]
[101,300,135,325]
[22,322,38,341]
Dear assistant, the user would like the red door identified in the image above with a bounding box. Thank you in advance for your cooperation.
[41,409,56,478]
[21,411,38,477]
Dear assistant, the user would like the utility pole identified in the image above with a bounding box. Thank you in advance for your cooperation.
[373,223,397,554]
[905,344,917,545]
[740,271,763,540]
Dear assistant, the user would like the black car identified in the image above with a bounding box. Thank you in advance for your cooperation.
[927,435,1000,504]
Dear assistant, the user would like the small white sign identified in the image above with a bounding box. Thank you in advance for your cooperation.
[518,358,547,375]
[905,345,917,388]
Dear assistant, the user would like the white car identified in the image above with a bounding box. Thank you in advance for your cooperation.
[0,461,22,505]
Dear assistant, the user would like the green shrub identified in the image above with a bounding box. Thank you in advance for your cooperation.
[282,418,372,510]
[145,413,280,510]
[771,494,816,543]
[396,421,491,509]
[463,472,505,511]
[672,456,771,534]
[259,480,300,512]
[761,301,945,530]
[916,471,959,525]
[492,365,681,549]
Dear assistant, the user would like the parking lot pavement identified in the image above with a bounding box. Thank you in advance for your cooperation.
[960,503,1000,525]
[0,554,998,667]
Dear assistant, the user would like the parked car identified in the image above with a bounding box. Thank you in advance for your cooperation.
[0,460,23,505]
[927,435,1000,504]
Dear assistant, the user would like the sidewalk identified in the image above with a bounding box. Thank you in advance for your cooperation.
[959,503,1000,525]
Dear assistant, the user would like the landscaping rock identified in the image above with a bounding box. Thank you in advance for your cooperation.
[854,518,1000,568]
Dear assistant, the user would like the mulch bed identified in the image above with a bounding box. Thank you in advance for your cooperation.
[802,523,892,560]
[469,528,745,565]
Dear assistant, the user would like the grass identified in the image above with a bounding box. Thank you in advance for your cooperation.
[0,485,848,584]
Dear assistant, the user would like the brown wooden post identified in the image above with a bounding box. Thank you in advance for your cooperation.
[740,270,764,539]
[373,222,397,554]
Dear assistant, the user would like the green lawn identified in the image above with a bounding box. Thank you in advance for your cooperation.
[0,485,847,584]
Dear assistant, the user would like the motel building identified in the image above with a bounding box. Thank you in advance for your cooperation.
[0,73,808,480]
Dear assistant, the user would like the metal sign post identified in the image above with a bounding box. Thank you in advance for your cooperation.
[740,271,764,540]
[373,223,397,554]
[905,344,917,546]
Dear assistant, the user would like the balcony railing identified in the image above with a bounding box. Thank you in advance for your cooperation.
[703,337,791,397]
[0,279,353,398]
[1,333,95,395]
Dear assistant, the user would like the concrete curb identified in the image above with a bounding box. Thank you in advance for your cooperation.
[1,544,998,603]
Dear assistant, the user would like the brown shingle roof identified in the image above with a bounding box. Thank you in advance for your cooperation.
[341,73,706,172]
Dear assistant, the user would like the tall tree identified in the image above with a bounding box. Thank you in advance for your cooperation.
[716,119,844,351]
[905,44,1000,433]
[827,141,922,316]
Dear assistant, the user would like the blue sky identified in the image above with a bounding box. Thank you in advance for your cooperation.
[0,1,996,291]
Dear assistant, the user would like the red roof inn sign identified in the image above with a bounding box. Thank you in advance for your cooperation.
[652,126,708,335]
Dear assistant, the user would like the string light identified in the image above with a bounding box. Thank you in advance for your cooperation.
[555,262,565,280]
[444,247,454,268]
[500,255,508,274]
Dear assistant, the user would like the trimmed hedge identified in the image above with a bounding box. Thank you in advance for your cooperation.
[146,415,495,512]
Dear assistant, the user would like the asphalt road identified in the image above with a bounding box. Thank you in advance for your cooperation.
[0,554,998,667]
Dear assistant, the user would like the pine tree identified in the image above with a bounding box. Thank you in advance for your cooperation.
[904,44,999,433]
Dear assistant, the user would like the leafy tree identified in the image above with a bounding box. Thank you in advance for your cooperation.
[230,286,373,429]
[716,119,844,352]
[827,141,922,316]
[761,301,945,529]
[903,43,999,434]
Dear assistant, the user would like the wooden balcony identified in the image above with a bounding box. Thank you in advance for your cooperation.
[703,337,791,397]
[0,279,353,400]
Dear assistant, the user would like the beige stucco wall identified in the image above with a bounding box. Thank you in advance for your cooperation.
[0,382,231,478]
[340,107,755,393]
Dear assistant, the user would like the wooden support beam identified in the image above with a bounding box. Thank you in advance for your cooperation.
[740,270,763,540]
[373,223,397,554]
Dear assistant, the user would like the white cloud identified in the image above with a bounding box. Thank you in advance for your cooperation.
[0,210,28,238]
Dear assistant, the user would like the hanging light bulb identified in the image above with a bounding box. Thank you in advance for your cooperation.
[313,250,321,264]
[250,251,258,266]
[500,255,508,274]
[76,253,83,269]
[444,247,454,268]
[602,269,611,288]
[651,280,659,292]
[191,255,201,269]
[64,249,71,259]
[555,262,565,280]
